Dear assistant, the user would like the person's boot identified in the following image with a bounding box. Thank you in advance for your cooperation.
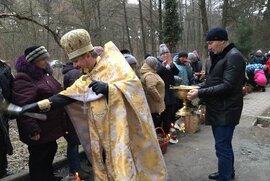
[77,170,90,180]
[65,171,90,181]
[208,172,235,180]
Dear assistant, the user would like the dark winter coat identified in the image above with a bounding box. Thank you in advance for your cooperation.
[191,59,203,73]
[62,61,81,146]
[0,60,13,155]
[198,44,245,126]
[12,55,67,145]
[191,60,203,84]
[0,61,13,102]
[157,58,179,105]
[250,54,266,65]
[62,61,81,89]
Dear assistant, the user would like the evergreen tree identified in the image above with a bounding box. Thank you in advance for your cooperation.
[234,18,253,58]
[162,0,182,51]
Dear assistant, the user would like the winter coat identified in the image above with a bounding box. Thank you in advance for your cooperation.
[245,63,265,74]
[191,59,203,73]
[157,58,179,105]
[0,60,13,155]
[250,54,266,65]
[198,44,245,126]
[265,58,270,74]
[191,59,203,84]
[12,55,67,145]
[140,63,165,114]
[173,56,193,86]
[0,61,13,102]
[62,62,81,89]
[62,61,81,146]
[254,70,267,86]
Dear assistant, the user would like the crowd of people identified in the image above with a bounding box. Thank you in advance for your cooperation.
[0,26,266,181]
[245,49,270,92]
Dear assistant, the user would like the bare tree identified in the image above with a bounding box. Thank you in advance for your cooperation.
[123,0,133,53]
[222,0,229,28]
[149,0,155,55]
[28,0,37,41]
[158,0,163,44]
[1,0,270,63]
[43,0,52,49]
[0,13,61,47]
[139,0,147,55]
[199,0,208,40]
[199,0,208,57]
[80,0,91,32]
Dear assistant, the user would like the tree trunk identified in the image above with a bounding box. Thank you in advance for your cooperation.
[192,0,196,49]
[187,19,190,50]
[222,0,229,28]
[96,0,102,45]
[199,0,208,42]
[199,0,209,61]
[185,0,188,49]
[81,0,90,32]
[207,0,212,26]
[46,0,51,49]
[178,0,183,49]
[158,0,163,44]
[139,0,147,55]
[29,0,37,42]
[149,0,155,56]
[123,0,133,53]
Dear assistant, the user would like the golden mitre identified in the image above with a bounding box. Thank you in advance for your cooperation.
[60,29,94,60]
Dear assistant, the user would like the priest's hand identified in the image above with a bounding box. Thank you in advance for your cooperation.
[89,80,108,96]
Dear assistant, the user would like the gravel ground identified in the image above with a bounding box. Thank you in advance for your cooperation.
[7,120,67,174]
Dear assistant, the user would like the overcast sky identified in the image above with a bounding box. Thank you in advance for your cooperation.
[128,0,138,4]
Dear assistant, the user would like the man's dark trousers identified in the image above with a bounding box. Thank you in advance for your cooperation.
[212,126,235,181]
[0,131,8,178]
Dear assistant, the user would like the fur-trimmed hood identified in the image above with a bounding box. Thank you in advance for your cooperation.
[15,55,52,80]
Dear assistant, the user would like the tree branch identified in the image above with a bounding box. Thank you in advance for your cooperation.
[0,13,61,47]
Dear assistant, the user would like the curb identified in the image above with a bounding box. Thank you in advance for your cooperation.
[1,150,85,181]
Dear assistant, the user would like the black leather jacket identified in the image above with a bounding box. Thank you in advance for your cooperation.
[198,44,246,126]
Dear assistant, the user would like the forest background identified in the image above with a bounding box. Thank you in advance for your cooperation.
[1,0,270,68]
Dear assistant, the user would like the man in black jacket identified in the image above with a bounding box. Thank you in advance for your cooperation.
[187,27,245,181]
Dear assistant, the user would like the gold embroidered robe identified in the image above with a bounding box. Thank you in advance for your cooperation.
[60,42,167,181]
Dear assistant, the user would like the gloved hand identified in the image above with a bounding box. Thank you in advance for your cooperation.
[0,98,39,116]
[4,102,39,116]
[21,103,39,114]
[89,80,108,96]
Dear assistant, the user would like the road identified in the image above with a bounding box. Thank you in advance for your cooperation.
[164,87,270,181]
